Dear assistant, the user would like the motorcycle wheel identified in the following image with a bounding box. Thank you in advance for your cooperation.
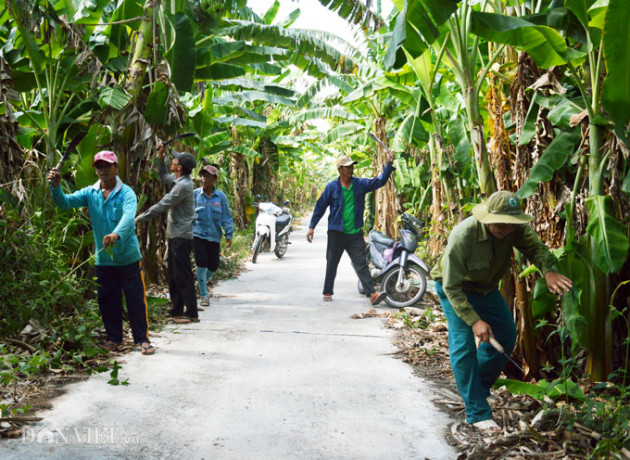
[274,234,289,259]
[252,235,263,264]
[382,264,427,308]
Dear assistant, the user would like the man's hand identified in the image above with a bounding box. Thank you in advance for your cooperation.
[385,148,394,163]
[225,239,232,249]
[156,142,165,159]
[103,233,119,247]
[47,169,61,187]
[472,319,493,344]
[544,271,573,295]
[306,228,314,243]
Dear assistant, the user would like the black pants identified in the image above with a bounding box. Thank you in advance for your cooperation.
[95,261,149,344]
[167,237,197,318]
[193,237,221,271]
[323,230,375,296]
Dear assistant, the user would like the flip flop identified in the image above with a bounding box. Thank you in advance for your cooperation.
[172,316,191,324]
[140,343,155,355]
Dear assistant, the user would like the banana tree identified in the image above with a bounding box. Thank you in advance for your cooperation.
[471,0,630,381]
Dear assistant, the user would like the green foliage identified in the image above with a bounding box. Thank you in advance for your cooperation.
[0,209,96,337]
[495,377,586,402]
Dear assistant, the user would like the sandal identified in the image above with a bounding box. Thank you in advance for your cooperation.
[172,316,191,324]
[140,343,155,355]
[370,291,387,306]
[471,419,502,433]
[99,341,121,351]
[323,294,332,302]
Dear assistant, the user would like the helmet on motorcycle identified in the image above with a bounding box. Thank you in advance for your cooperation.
[401,213,423,236]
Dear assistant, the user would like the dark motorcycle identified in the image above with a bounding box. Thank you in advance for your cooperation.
[358,213,429,308]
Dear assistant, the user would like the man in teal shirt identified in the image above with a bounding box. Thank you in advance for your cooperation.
[307,151,395,305]
[48,151,154,355]
[431,191,572,431]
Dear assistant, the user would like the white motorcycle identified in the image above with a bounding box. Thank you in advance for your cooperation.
[251,197,293,263]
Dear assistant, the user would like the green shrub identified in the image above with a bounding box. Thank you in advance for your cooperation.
[0,209,96,337]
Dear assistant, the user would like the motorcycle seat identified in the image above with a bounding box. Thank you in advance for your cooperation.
[275,214,291,230]
[369,230,395,246]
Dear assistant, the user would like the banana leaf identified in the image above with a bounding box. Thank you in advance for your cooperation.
[384,0,460,70]
[166,13,195,93]
[144,82,169,125]
[321,123,364,144]
[518,129,580,199]
[97,87,131,110]
[195,63,246,81]
[602,0,630,130]
[290,108,360,123]
[214,90,294,106]
[470,12,586,68]
[585,195,630,274]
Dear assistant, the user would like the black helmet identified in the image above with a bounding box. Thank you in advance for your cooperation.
[401,213,423,236]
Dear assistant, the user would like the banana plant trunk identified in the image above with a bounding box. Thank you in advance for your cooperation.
[373,118,398,237]
[586,122,612,381]
[466,87,496,196]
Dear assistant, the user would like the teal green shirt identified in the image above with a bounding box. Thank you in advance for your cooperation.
[430,216,556,326]
[342,184,361,234]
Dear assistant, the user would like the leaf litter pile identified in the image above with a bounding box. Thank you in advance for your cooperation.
[352,294,629,460]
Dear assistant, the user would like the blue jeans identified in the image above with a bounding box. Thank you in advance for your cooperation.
[435,281,517,423]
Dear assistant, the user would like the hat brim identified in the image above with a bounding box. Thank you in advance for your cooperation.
[472,203,534,224]
[338,161,358,167]
[92,158,117,166]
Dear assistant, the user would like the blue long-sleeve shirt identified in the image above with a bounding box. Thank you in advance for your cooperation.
[193,187,234,243]
[50,177,142,266]
[309,163,394,232]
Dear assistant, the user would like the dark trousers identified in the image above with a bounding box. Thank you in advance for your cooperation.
[167,237,197,318]
[323,230,375,296]
[95,261,149,344]
[193,237,221,271]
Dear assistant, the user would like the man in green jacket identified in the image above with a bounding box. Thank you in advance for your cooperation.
[431,190,572,432]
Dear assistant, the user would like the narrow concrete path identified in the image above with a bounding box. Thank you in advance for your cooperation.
[1,219,456,460]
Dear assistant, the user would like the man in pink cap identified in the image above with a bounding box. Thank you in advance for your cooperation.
[48,151,154,355]
[192,164,234,307]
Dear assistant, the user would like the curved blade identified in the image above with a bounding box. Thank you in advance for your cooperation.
[54,131,88,171]
[163,132,197,147]
[368,132,387,149]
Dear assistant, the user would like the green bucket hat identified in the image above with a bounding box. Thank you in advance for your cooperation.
[472,191,534,224]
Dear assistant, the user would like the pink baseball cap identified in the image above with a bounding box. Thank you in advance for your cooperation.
[201,165,219,176]
[92,151,118,166]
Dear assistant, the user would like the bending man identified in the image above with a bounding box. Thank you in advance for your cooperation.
[430,190,572,432]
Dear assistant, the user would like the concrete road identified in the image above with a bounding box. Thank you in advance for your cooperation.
[1,219,456,460]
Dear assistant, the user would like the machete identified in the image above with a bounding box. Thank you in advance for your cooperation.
[367,132,389,150]
[489,337,525,374]
[48,131,88,183]
[163,132,197,147]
